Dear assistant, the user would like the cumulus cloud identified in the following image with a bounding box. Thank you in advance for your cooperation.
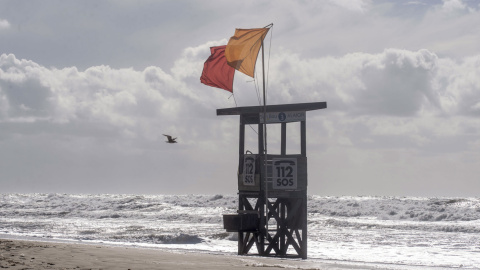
[1,41,480,195]
[266,49,441,116]
[267,48,480,121]
[0,53,231,140]
[0,51,242,193]
[2,46,479,154]
[2,0,480,196]
[249,47,480,160]
[433,55,480,116]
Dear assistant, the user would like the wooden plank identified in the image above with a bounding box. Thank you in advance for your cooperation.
[244,233,256,254]
[239,116,245,157]
[280,201,286,254]
[295,229,303,247]
[242,197,254,211]
[239,231,244,255]
[265,233,281,255]
[217,101,327,116]
[301,120,306,156]
[266,200,302,256]
[258,123,264,155]
[301,192,307,259]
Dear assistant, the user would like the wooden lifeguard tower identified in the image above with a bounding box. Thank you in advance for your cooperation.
[218,101,326,259]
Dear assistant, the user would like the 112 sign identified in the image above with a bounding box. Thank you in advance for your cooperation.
[243,155,256,186]
[272,158,297,189]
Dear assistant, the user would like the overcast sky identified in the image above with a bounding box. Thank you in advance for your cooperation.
[1,0,479,197]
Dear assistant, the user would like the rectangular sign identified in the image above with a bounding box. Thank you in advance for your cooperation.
[272,158,297,190]
[243,155,256,186]
[259,111,306,123]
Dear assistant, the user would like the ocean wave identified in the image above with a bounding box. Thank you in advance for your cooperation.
[1,193,480,268]
[111,233,203,244]
[2,194,479,223]
[308,196,480,222]
[321,218,480,233]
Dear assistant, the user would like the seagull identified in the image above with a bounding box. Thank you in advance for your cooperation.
[163,134,178,143]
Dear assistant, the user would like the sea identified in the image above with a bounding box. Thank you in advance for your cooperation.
[0,193,479,269]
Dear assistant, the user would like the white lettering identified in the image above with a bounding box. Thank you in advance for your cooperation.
[260,111,305,123]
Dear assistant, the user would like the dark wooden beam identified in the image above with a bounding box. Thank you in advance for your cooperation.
[258,123,264,155]
[301,120,306,156]
[217,101,327,116]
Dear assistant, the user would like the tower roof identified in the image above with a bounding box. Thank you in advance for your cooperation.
[217,101,327,116]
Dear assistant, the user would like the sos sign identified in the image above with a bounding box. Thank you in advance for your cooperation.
[272,158,297,189]
[243,155,256,186]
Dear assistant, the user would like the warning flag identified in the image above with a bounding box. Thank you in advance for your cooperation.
[225,27,270,78]
[200,45,235,92]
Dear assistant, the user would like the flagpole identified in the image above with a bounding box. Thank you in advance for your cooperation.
[261,23,273,247]
[261,39,269,241]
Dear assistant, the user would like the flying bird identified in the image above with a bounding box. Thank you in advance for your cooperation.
[163,134,178,143]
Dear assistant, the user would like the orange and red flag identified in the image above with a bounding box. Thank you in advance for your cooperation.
[200,25,271,92]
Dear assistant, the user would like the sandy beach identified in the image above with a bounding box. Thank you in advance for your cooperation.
[0,238,382,270]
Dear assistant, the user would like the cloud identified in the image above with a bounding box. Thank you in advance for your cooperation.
[441,0,467,13]
[2,1,479,72]
[0,54,52,122]
[2,46,479,149]
[0,52,238,148]
[1,42,480,195]
[250,47,480,163]
[433,55,480,116]
[0,51,241,194]
[0,19,9,30]
[265,49,441,116]
[327,0,371,13]
[1,0,480,196]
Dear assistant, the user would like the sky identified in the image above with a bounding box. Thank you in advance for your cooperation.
[1,0,480,197]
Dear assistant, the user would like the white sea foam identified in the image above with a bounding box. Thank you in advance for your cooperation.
[0,193,479,269]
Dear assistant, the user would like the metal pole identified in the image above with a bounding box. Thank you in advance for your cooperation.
[261,39,268,242]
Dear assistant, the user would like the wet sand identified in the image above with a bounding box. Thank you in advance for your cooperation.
[0,238,389,270]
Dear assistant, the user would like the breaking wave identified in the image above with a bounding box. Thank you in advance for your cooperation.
[1,193,479,268]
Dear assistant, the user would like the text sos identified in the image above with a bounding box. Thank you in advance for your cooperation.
[273,159,297,189]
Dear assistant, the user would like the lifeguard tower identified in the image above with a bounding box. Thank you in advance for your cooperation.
[218,101,326,259]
